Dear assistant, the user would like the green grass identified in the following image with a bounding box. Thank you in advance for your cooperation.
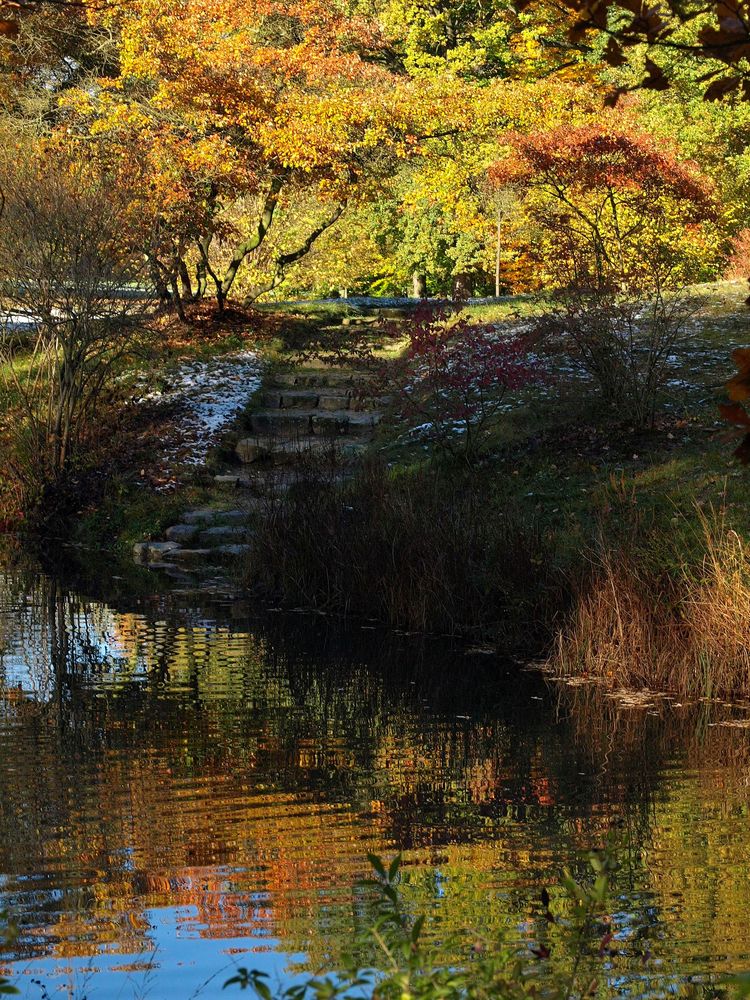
[361,279,750,582]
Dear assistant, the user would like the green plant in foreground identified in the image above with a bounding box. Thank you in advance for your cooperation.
[0,910,18,995]
[224,846,620,1000]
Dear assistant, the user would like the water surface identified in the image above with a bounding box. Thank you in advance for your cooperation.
[0,551,749,997]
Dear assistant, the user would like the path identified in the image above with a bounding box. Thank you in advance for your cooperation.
[133,363,384,594]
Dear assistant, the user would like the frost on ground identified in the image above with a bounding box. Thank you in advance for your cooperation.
[135,350,262,471]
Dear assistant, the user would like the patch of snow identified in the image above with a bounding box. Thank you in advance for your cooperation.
[137,350,262,467]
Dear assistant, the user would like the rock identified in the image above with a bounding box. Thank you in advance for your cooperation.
[198,525,253,545]
[214,474,254,487]
[311,410,379,437]
[236,438,270,463]
[183,508,247,525]
[167,548,214,565]
[317,394,351,411]
[165,524,200,543]
[133,540,181,563]
[277,390,321,409]
[213,543,252,558]
[249,410,314,436]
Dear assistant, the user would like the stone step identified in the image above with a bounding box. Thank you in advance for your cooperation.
[197,525,253,546]
[165,523,200,544]
[249,409,380,438]
[214,474,257,488]
[167,548,214,566]
[214,543,252,558]
[236,434,368,465]
[262,390,387,413]
[249,409,313,436]
[313,410,381,436]
[182,508,252,525]
[165,545,250,566]
[271,370,373,390]
[260,389,324,409]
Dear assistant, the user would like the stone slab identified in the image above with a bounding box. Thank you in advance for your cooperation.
[165,524,200,544]
[133,541,181,563]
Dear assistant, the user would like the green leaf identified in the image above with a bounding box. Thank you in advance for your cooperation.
[388,854,401,882]
[367,853,387,880]
[223,968,250,990]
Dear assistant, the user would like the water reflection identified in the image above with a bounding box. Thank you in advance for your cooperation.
[0,552,749,996]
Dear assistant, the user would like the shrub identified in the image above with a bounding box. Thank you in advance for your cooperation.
[0,147,152,522]
[299,304,541,462]
[537,284,701,428]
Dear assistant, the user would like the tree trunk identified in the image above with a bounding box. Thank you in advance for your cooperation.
[412,272,427,298]
[178,258,193,303]
[495,209,502,297]
[220,173,286,300]
[452,272,473,300]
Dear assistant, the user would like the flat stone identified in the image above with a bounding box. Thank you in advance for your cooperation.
[317,394,351,411]
[311,410,380,437]
[198,525,253,545]
[167,548,214,565]
[249,410,314,435]
[183,508,248,525]
[261,389,321,409]
[214,543,252,558]
[214,474,254,487]
[236,438,270,464]
[260,390,284,408]
[165,524,200,543]
[271,370,372,390]
[133,540,181,563]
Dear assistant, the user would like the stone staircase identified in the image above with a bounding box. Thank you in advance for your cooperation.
[132,506,255,593]
[233,369,384,472]
[133,366,383,592]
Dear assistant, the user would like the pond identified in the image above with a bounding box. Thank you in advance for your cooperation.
[0,548,749,998]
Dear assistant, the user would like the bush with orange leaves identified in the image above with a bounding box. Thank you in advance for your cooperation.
[488,124,719,293]
[490,125,720,426]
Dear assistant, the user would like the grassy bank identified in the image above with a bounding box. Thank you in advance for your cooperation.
[245,280,750,698]
[0,304,275,544]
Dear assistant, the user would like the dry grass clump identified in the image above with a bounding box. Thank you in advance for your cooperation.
[551,507,750,699]
[246,458,552,640]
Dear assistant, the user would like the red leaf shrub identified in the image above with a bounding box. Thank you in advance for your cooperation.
[301,303,542,462]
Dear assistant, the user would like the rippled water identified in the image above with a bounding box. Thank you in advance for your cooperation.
[1,550,750,997]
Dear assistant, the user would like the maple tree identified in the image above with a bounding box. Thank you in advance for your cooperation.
[489,123,719,291]
[490,124,719,425]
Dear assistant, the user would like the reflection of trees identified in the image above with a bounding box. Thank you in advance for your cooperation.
[2,556,750,985]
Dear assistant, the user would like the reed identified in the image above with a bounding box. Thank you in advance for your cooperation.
[551,505,750,699]
[246,458,552,640]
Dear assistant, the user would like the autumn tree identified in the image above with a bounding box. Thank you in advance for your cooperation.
[490,123,719,290]
[491,124,719,424]
[59,0,449,314]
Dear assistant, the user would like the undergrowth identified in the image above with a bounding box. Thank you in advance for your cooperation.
[247,458,556,642]
[551,504,750,699]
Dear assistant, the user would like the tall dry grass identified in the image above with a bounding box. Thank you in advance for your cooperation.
[246,458,553,640]
[550,506,750,698]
